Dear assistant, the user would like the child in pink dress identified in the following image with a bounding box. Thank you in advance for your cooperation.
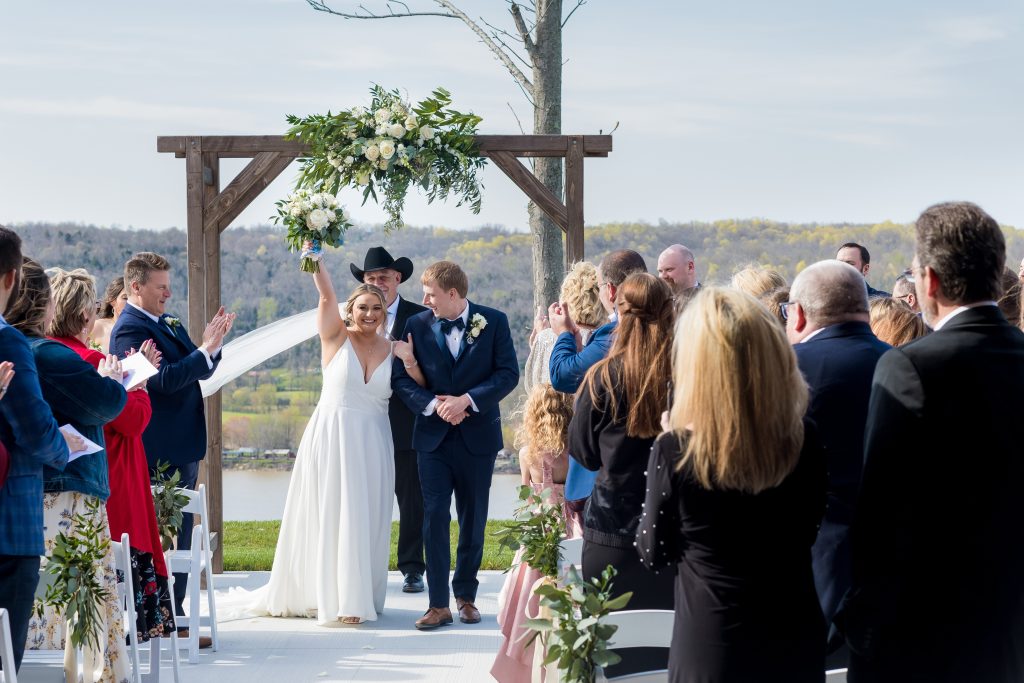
[492,385,573,682]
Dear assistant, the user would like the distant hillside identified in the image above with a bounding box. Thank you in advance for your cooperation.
[15,218,1024,370]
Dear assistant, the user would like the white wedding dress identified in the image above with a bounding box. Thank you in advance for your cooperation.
[219,338,395,624]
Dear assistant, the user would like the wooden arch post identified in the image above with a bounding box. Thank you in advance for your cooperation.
[157,133,612,571]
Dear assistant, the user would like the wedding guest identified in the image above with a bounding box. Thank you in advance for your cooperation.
[46,267,175,644]
[7,259,130,681]
[568,272,675,676]
[730,264,787,299]
[523,260,602,393]
[90,276,126,353]
[492,384,573,683]
[760,286,790,328]
[997,267,1021,329]
[836,242,890,298]
[787,260,890,667]
[352,246,428,595]
[844,202,1024,683]
[110,252,233,644]
[868,298,927,346]
[657,244,699,300]
[638,287,827,683]
[891,273,918,312]
[0,228,70,674]
[549,250,645,520]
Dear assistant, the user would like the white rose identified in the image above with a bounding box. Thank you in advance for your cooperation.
[387,123,405,139]
[289,206,302,217]
[404,114,418,130]
[378,139,396,159]
[327,195,338,208]
[391,103,407,117]
[378,159,389,170]
[356,171,370,186]
[374,108,391,124]
[364,144,380,161]
[324,209,336,222]
[420,125,434,140]
[352,106,366,117]
[344,155,354,165]
[306,209,329,231]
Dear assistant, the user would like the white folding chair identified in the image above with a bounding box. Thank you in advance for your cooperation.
[826,668,848,681]
[595,609,675,683]
[21,570,78,677]
[0,607,17,683]
[558,537,583,578]
[166,484,219,664]
[111,533,143,683]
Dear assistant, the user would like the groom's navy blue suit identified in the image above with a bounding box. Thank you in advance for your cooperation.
[392,301,519,608]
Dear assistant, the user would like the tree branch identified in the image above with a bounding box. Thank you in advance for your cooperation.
[432,0,534,97]
[480,17,532,69]
[509,3,538,60]
[562,0,586,28]
[306,0,457,19]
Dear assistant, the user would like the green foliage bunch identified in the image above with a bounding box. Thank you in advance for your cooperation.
[283,85,486,232]
[526,565,632,683]
[151,461,190,552]
[493,485,566,578]
[35,497,111,651]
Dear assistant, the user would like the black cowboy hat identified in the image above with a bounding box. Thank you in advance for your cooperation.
[350,246,414,283]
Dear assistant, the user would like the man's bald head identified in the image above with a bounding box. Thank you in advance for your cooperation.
[657,244,697,294]
[789,260,869,336]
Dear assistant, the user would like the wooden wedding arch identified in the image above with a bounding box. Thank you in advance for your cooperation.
[157,133,612,569]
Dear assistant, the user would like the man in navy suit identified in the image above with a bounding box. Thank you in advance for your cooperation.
[392,261,518,630]
[548,249,646,503]
[0,226,71,672]
[785,260,891,666]
[110,251,234,641]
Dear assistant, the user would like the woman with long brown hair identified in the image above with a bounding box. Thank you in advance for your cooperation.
[567,272,676,675]
[637,287,827,682]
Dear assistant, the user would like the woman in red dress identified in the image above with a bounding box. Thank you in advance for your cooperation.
[48,267,176,642]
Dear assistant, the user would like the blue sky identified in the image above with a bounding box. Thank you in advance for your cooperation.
[1,0,1021,232]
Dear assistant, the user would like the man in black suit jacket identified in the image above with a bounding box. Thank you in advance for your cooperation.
[842,202,1024,683]
[787,259,891,664]
[109,252,234,641]
[353,246,428,594]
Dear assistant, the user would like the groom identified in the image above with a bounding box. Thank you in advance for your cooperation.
[392,260,519,630]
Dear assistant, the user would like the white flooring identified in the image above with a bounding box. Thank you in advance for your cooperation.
[19,570,507,683]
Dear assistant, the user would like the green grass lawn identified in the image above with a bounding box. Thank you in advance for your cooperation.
[223,520,517,572]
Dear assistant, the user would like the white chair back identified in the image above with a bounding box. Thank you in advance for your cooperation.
[595,609,674,683]
[166,484,218,663]
[0,607,17,683]
[111,533,143,683]
[559,537,583,576]
[826,668,848,681]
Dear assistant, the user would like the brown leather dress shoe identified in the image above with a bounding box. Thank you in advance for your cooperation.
[177,629,213,649]
[414,607,453,631]
[456,598,481,624]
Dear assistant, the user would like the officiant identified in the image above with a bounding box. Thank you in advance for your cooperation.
[352,246,428,594]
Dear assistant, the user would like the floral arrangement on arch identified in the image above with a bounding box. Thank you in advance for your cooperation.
[281,85,486,242]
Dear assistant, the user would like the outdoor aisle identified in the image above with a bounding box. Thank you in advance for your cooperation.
[193,570,503,682]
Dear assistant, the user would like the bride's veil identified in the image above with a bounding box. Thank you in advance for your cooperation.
[199,304,344,397]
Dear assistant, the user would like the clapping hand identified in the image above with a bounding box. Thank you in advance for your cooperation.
[0,361,13,401]
[548,301,578,338]
[201,306,237,353]
[97,354,124,382]
[125,340,162,391]
[529,305,550,347]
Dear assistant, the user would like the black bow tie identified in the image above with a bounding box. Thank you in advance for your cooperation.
[440,317,465,335]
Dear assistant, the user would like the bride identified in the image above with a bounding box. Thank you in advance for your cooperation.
[224,254,420,625]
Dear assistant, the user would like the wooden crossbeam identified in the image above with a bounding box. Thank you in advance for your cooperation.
[203,152,294,233]
[488,151,568,231]
[157,134,612,158]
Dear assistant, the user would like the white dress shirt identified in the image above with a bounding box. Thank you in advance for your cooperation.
[127,300,216,369]
[385,296,401,338]
[931,301,998,331]
[422,303,478,416]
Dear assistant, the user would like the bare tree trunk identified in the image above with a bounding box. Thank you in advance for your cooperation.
[529,0,564,309]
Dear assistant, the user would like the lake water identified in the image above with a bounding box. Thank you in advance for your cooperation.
[223,469,524,521]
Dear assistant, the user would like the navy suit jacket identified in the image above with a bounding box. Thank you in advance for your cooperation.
[549,320,615,394]
[0,319,69,555]
[794,321,890,628]
[110,305,220,468]
[392,302,519,456]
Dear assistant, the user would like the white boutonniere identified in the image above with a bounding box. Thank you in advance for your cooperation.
[466,313,487,345]
[163,315,182,331]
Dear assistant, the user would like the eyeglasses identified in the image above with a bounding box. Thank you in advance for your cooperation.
[780,301,794,321]
[599,281,612,290]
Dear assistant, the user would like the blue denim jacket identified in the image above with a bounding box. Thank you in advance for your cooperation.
[29,337,126,501]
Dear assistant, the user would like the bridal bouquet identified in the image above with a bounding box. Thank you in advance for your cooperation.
[273,189,353,273]
[282,85,485,231]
